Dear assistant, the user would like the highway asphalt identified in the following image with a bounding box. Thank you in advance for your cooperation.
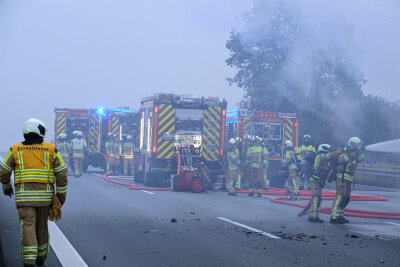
[0,168,400,266]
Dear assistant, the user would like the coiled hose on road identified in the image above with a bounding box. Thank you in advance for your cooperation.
[102,174,400,220]
[237,187,400,220]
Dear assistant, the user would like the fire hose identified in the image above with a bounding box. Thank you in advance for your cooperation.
[103,173,171,191]
[236,188,400,220]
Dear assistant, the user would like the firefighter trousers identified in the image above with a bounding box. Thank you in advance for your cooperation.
[18,206,50,266]
[228,170,239,194]
[123,158,134,175]
[249,167,263,194]
[309,180,322,219]
[287,168,299,195]
[331,178,351,219]
[73,158,83,176]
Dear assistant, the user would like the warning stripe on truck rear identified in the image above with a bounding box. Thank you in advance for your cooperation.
[155,104,175,159]
[284,118,298,146]
[202,106,223,161]
[88,113,100,154]
[110,115,120,136]
[55,113,66,142]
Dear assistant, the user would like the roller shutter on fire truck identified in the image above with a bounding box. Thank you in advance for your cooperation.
[202,106,225,161]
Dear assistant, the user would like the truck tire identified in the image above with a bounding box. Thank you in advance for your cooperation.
[191,177,204,193]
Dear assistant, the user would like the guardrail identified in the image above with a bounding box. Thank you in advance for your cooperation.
[355,167,400,188]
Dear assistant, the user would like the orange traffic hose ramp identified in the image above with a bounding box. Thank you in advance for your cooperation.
[103,173,171,191]
[236,188,400,220]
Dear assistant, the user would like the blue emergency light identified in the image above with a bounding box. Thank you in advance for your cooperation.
[97,107,105,115]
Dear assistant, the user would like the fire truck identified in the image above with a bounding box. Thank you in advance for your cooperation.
[54,107,139,171]
[225,109,299,187]
[136,93,227,187]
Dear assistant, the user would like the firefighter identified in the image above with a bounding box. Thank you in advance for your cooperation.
[122,135,135,176]
[56,134,71,175]
[71,131,87,177]
[105,133,120,175]
[234,137,242,189]
[331,137,364,224]
[0,118,67,267]
[240,135,252,189]
[261,137,270,190]
[283,140,301,200]
[308,144,343,223]
[299,134,316,190]
[227,138,240,196]
[247,136,267,197]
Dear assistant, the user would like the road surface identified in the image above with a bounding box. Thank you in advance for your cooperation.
[0,163,399,266]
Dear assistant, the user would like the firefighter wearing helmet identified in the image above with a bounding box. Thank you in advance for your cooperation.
[308,144,344,223]
[331,137,364,224]
[227,138,240,196]
[283,140,301,200]
[246,136,268,197]
[239,135,253,189]
[122,135,135,176]
[299,134,316,190]
[56,133,71,174]
[71,131,87,177]
[0,118,68,266]
[105,133,120,175]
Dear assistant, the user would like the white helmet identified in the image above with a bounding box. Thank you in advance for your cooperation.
[228,138,237,145]
[244,135,252,141]
[253,136,262,142]
[303,134,311,141]
[73,130,78,136]
[127,135,133,140]
[318,144,332,154]
[23,118,47,137]
[348,137,362,150]
[77,131,83,137]
[285,140,293,147]
[58,133,67,139]
[235,137,242,143]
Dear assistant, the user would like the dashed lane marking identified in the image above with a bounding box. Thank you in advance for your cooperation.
[385,222,400,227]
[0,154,88,266]
[217,217,281,239]
[141,190,155,195]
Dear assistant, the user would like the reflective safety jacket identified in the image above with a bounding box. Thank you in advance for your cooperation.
[71,138,87,159]
[122,142,134,159]
[247,146,268,168]
[105,141,119,157]
[0,142,68,207]
[336,152,364,182]
[56,141,71,159]
[310,151,336,182]
[228,148,240,171]
[299,145,316,165]
[283,148,299,170]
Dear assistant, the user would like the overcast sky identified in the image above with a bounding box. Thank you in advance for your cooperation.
[0,0,399,149]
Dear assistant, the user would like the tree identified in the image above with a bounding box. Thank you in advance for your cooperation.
[226,0,398,146]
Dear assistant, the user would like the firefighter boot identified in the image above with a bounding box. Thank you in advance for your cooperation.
[308,217,324,223]
[330,217,346,224]
[339,216,350,223]
[248,189,254,197]
[257,189,263,197]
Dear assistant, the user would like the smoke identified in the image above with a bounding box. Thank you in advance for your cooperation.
[232,0,397,145]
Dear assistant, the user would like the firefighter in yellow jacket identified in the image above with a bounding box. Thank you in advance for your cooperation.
[331,137,364,224]
[227,138,240,196]
[105,133,120,175]
[247,136,268,197]
[0,118,68,267]
[56,133,71,174]
[122,135,135,176]
[71,131,87,177]
[283,140,301,200]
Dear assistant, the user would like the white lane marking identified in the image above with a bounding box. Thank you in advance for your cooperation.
[0,154,88,267]
[141,190,155,195]
[217,217,281,239]
[385,222,400,227]
[48,222,88,267]
[92,173,103,177]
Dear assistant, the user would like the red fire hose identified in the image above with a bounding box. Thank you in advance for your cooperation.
[102,173,171,191]
[235,188,400,220]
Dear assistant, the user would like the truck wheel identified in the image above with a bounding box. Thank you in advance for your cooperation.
[191,177,204,193]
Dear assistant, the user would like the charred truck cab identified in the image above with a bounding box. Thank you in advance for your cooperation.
[136,94,227,187]
[226,109,299,188]
[54,107,139,172]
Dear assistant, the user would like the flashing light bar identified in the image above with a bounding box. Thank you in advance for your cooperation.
[96,107,136,115]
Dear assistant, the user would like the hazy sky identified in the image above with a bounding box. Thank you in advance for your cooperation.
[0,0,399,149]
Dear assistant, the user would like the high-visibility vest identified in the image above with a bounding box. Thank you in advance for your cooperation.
[11,142,56,184]
[71,138,86,158]
[122,142,134,159]
[57,141,70,158]
[228,149,240,171]
[105,141,119,157]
